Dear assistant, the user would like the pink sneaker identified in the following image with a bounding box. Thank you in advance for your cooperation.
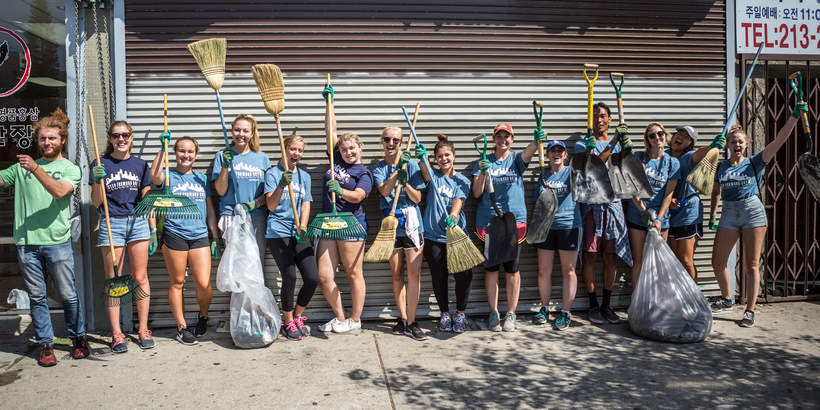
[293,316,310,337]
[282,320,302,340]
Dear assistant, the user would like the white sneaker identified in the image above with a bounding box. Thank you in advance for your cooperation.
[332,318,352,333]
[349,319,362,331]
[319,318,341,333]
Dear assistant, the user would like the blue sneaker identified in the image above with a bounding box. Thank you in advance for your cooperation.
[488,311,502,332]
[533,306,548,325]
[439,312,452,332]
[553,311,571,331]
[453,312,467,333]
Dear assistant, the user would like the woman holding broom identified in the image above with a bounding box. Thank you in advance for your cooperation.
[709,103,803,327]
[371,126,427,340]
[212,114,270,263]
[472,122,542,332]
[416,134,473,334]
[150,135,218,345]
[90,120,154,352]
[264,134,319,341]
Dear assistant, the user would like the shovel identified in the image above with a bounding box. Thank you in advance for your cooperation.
[790,72,820,201]
[527,101,557,244]
[607,72,652,199]
[474,134,517,267]
[570,63,615,204]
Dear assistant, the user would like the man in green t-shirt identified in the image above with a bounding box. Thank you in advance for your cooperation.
[0,109,89,367]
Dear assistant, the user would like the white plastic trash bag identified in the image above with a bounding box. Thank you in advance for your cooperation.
[628,229,712,343]
[7,289,30,310]
[217,206,281,348]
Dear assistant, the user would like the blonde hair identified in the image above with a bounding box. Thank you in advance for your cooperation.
[173,136,199,154]
[231,114,260,152]
[33,108,70,144]
[381,126,402,139]
[643,122,667,146]
[284,134,304,149]
[727,124,746,140]
[338,131,361,147]
[104,120,134,156]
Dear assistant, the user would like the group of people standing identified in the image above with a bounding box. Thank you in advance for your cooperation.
[4,94,804,366]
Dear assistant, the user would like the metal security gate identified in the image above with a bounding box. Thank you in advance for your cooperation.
[739,59,820,302]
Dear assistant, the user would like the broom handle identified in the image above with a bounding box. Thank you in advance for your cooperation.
[88,105,119,276]
[325,74,338,210]
[722,42,764,137]
[215,91,241,209]
[389,103,420,216]
[164,94,170,195]
[275,114,301,227]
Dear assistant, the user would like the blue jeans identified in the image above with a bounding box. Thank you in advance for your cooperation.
[17,241,86,344]
[97,215,150,247]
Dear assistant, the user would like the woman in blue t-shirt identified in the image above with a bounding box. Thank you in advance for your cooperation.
[90,120,154,352]
[263,134,318,341]
[371,126,427,340]
[471,122,541,332]
[417,134,473,334]
[625,122,680,287]
[316,132,373,334]
[532,140,581,331]
[709,104,802,327]
[212,114,271,263]
[150,136,217,345]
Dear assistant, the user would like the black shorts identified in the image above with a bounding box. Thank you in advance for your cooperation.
[668,223,703,240]
[534,228,579,251]
[484,245,521,273]
[394,233,424,250]
[162,230,209,251]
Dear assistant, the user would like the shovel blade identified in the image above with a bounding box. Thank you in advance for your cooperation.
[570,152,615,204]
[798,152,820,201]
[608,153,653,199]
[484,212,518,267]
[527,188,557,244]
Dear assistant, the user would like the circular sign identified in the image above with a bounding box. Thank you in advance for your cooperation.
[0,26,31,97]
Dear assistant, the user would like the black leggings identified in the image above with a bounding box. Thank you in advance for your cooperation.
[422,239,472,313]
[267,237,319,312]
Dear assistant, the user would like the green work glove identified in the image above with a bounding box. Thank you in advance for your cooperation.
[222,150,233,166]
[399,150,412,167]
[414,143,427,161]
[533,128,547,144]
[210,238,221,260]
[158,131,171,150]
[295,226,308,244]
[710,134,726,150]
[640,208,654,228]
[584,135,597,150]
[478,159,491,174]
[148,229,158,256]
[793,101,808,119]
[241,200,257,212]
[278,169,293,189]
[322,83,334,101]
[615,124,632,150]
[445,214,458,228]
[92,164,107,182]
[327,179,344,195]
[709,214,718,231]
[396,168,408,186]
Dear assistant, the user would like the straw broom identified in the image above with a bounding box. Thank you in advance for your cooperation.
[364,104,420,262]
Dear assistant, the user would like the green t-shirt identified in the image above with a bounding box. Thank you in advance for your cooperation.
[0,158,81,245]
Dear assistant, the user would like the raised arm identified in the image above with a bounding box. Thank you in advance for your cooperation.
[150,150,166,186]
[761,117,798,163]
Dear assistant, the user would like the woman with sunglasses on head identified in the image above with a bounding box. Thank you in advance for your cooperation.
[212,114,271,263]
[624,123,680,288]
[150,135,218,345]
[709,102,803,327]
[90,121,154,352]
[472,122,542,332]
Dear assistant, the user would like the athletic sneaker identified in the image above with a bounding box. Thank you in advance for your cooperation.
[502,312,516,332]
[138,329,156,350]
[71,336,90,359]
[282,321,303,340]
[533,306,548,325]
[332,318,361,333]
[346,319,362,332]
[553,311,571,331]
[176,327,198,345]
[588,307,605,324]
[601,306,621,324]
[739,310,755,328]
[319,318,340,333]
[407,322,427,340]
[439,312,452,332]
[194,316,208,337]
[392,318,408,335]
[488,311,502,332]
[293,315,310,337]
[453,312,467,333]
[711,298,734,315]
[111,333,128,353]
[38,343,57,367]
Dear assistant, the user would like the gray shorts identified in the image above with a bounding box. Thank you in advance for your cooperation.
[719,196,768,231]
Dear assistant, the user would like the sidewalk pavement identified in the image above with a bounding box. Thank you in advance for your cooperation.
[1,302,818,409]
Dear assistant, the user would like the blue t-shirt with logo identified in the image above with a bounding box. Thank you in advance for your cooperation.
[574,137,622,157]
[471,150,529,229]
[162,170,212,240]
[89,154,151,216]
[624,152,680,229]
[212,149,270,216]
[371,159,426,237]
[536,166,580,230]
[667,150,703,227]
[423,169,471,243]
[322,151,374,231]
[264,165,312,238]
[715,151,767,202]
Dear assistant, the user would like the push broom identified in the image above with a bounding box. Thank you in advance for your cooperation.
[687,42,764,195]
[132,94,201,219]
[304,74,367,240]
[364,103,420,263]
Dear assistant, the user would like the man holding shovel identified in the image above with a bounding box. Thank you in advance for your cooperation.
[574,102,633,324]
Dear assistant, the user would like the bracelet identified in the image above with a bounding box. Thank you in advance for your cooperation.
[608,143,617,150]
[655,217,662,222]
[150,227,157,233]
[278,183,287,190]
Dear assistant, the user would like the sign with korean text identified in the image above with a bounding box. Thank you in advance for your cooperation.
[737,0,820,54]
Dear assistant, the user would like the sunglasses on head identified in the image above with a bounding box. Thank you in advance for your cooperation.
[646,131,666,140]
[382,137,401,144]
[110,132,132,140]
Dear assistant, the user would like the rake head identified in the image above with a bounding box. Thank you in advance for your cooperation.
[132,194,202,219]
[304,211,367,241]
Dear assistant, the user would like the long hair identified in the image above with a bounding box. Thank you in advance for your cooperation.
[104,120,133,156]
[231,114,260,152]
[643,122,667,147]
[434,133,455,156]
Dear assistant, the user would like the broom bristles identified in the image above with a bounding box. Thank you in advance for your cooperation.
[187,38,227,91]
[251,64,285,116]
[686,147,720,195]
[364,216,398,262]
[446,226,485,273]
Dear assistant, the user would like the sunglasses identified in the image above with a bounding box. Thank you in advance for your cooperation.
[382,137,401,144]
[110,132,132,140]
[646,131,666,140]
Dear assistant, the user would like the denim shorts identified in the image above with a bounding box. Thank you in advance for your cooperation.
[97,215,150,247]
[719,196,768,231]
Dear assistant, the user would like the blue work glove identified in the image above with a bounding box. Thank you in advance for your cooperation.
[148,228,158,256]
[327,179,344,195]
[222,150,233,166]
[92,164,106,182]
[396,168,408,186]
[478,159,491,174]
[709,214,718,231]
[322,83,334,101]
[241,200,257,212]
[584,135,597,150]
[444,214,458,228]
[710,134,726,150]
[158,131,171,151]
[210,238,221,260]
[793,101,808,119]
[533,128,547,144]
[278,169,293,189]
[414,143,427,161]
